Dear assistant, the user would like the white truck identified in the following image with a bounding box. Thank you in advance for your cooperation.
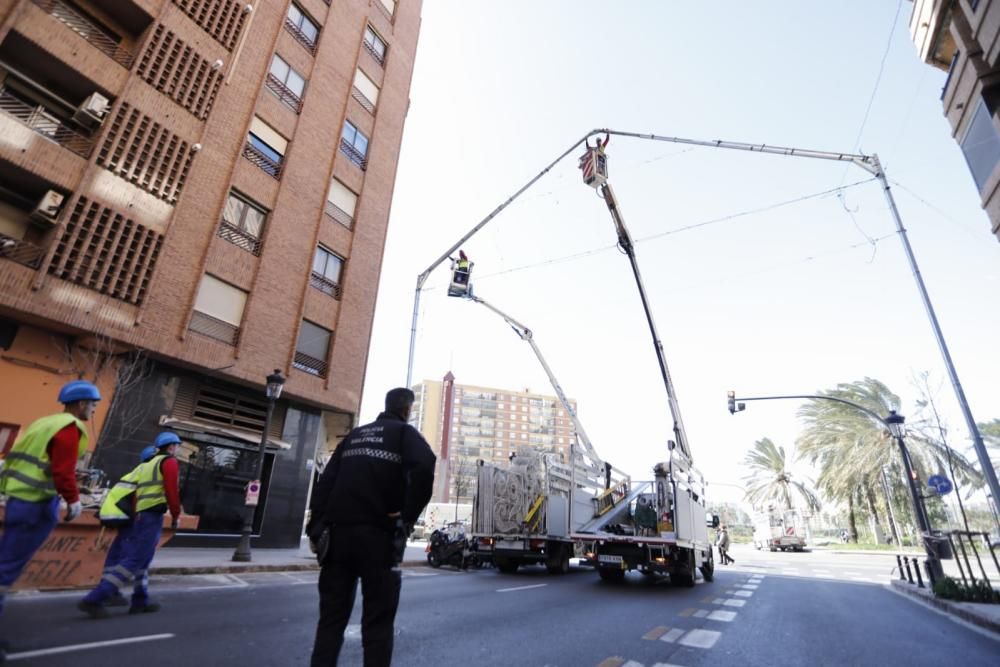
[752,506,807,552]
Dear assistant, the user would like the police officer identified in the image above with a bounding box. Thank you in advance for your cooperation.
[78,432,181,617]
[0,380,101,617]
[308,388,436,667]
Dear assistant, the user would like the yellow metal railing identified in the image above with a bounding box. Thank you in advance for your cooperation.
[594,480,630,517]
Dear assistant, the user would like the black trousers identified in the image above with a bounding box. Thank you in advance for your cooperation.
[311,524,402,667]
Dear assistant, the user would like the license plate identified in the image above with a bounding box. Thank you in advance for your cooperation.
[598,554,623,563]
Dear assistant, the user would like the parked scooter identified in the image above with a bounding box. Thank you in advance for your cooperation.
[426,522,479,569]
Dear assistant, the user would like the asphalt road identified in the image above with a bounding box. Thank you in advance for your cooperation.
[3,548,998,666]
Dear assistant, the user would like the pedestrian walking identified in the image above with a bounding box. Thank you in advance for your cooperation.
[717,525,734,565]
[94,444,159,609]
[0,381,101,615]
[308,388,436,667]
[78,432,182,618]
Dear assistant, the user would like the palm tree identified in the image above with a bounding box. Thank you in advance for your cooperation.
[798,378,982,545]
[742,437,821,511]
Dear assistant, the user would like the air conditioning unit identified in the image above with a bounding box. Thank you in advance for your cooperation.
[72,92,110,127]
[29,190,65,226]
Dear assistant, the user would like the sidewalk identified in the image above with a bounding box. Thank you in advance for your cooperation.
[150,538,429,576]
[890,579,1000,636]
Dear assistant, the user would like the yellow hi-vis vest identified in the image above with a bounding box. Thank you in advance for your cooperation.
[135,454,170,512]
[0,413,88,502]
[98,463,144,524]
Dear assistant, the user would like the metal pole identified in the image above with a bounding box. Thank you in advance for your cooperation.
[871,155,1000,522]
[896,434,943,580]
[232,396,275,562]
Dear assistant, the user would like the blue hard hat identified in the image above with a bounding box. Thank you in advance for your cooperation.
[140,445,158,462]
[58,380,101,404]
[153,432,181,449]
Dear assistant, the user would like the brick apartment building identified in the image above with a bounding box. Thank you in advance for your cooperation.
[411,373,582,505]
[909,0,1000,242]
[0,0,421,547]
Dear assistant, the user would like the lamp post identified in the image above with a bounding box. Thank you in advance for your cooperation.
[728,391,943,581]
[232,369,285,562]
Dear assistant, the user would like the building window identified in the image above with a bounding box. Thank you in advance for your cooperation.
[363,25,387,66]
[960,99,1000,192]
[219,191,266,255]
[325,178,357,228]
[286,4,319,52]
[340,120,369,170]
[376,0,396,19]
[267,55,306,112]
[294,320,331,377]
[352,68,379,113]
[190,275,248,346]
[243,116,286,179]
[310,246,344,299]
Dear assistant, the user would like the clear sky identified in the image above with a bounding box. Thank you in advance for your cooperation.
[361,1,1000,508]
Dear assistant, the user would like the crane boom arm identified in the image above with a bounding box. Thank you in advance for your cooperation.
[466,295,604,469]
[599,182,693,462]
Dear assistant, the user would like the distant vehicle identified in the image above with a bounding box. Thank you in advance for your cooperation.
[753,507,807,552]
[410,518,428,540]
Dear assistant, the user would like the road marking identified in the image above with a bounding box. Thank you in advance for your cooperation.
[701,595,716,603]
[693,609,709,618]
[722,599,746,607]
[734,590,753,597]
[496,583,547,593]
[621,662,644,667]
[679,628,722,649]
[740,584,758,589]
[7,634,175,661]
[596,657,626,667]
[651,663,686,667]
[660,628,686,643]
[707,610,738,622]
[712,598,726,604]
[678,607,696,617]
[642,626,669,640]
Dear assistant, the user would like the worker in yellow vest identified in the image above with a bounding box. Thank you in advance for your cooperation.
[0,380,101,617]
[78,432,181,617]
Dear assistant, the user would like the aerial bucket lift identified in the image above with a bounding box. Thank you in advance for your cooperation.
[447,250,473,297]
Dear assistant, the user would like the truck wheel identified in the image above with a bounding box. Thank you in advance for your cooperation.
[769,545,777,552]
[672,555,696,588]
[699,551,715,583]
[495,557,519,574]
[598,567,625,582]
[427,552,441,568]
[546,550,570,575]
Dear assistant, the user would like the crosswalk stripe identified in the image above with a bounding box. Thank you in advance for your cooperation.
[722,598,747,607]
[693,609,709,618]
[641,626,669,640]
[678,607,696,617]
[596,657,625,667]
[660,628,686,643]
[734,590,753,597]
[679,628,722,649]
[707,609,738,622]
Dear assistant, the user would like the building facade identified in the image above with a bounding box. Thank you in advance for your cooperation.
[909,0,1000,242]
[411,373,581,505]
[0,0,420,547]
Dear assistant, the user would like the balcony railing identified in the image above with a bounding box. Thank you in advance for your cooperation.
[351,87,375,114]
[284,18,317,54]
[265,73,304,113]
[0,233,45,269]
[309,271,342,299]
[339,139,368,170]
[323,200,353,229]
[362,40,385,67]
[218,220,262,256]
[0,88,94,158]
[242,141,283,179]
[294,351,328,377]
[31,0,134,69]
[189,310,240,346]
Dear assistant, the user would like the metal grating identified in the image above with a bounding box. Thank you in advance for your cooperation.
[189,310,240,346]
[339,139,368,170]
[309,271,342,300]
[0,232,45,269]
[284,17,317,54]
[136,25,224,120]
[217,220,262,256]
[293,352,328,377]
[0,87,93,158]
[265,73,303,113]
[351,87,375,114]
[31,0,134,68]
[323,200,353,229]
[242,141,282,179]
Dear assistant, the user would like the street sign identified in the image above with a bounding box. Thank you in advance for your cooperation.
[927,474,953,496]
[245,480,261,506]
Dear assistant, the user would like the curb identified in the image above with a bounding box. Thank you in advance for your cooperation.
[889,579,1000,636]
[149,559,428,576]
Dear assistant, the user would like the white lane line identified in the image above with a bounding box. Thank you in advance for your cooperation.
[8,634,175,661]
[734,590,753,597]
[496,583,547,593]
[660,628,686,643]
[707,610,738,622]
[722,599,746,607]
[679,628,722,649]
[740,584,759,589]
[622,661,644,667]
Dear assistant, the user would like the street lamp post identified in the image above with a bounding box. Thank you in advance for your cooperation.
[232,369,285,563]
[728,391,943,582]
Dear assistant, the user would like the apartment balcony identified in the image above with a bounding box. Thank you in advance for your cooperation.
[189,310,240,346]
[265,73,303,113]
[309,271,342,299]
[293,352,328,377]
[242,141,283,179]
[0,233,45,270]
[339,139,368,170]
[0,87,93,158]
[30,0,136,69]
